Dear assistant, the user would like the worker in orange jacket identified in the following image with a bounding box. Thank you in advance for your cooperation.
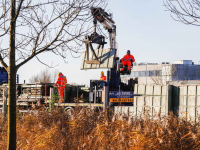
[100,71,106,81]
[120,50,135,72]
[54,72,67,102]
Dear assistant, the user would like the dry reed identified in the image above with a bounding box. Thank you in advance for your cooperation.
[0,107,200,149]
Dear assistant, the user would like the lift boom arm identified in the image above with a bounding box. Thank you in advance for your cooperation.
[91,7,117,49]
[82,7,117,65]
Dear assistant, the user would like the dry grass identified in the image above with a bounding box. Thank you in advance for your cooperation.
[0,107,200,149]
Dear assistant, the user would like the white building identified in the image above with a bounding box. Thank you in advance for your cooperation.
[121,60,200,85]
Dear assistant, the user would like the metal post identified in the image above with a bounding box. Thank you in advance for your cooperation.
[77,86,79,100]
[35,83,36,102]
[3,88,8,118]
[103,86,108,110]
[94,85,96,104]
[45,84,47,97]
[104,70,110,110]
[89,80,93,108]
[146,63,147,85]
[109,32,112,48]
[119,85,121,105]
[21,85,22,101]
[97,81,99,103]
[64,85,66,103]
[49,87,54,109]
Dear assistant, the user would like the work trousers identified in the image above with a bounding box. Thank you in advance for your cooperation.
[121,61,132,71]
[58,86,65,102]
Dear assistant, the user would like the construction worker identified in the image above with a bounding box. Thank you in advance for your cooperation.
[100,71,106,81]
[120,50,135,73]
[54,72,67,102]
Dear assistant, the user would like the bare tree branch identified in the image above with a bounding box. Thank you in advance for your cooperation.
[14,0,24,21]
[29,67,59,83]
[0,53,8,70]
[163,0,200,26]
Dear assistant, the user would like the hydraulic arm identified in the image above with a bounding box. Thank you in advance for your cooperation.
[82,7,117,64]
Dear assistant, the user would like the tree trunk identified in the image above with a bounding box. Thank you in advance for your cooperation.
[7,0,16,149]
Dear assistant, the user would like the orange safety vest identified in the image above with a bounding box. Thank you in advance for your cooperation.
[100,75,106,81]
[54,74,67,87]
[122,54,135,62]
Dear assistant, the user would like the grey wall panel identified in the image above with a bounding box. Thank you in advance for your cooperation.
[179,86,185,96]
[197,96,200,107]
[197,86,200,95]
[114,106,136,116]
[153,107,161,115]
[134,84,138,94]
[183,96,187,106]
[145,96,152,106]
[115,84,200,122]
[179,85,200,122]
[161,96,167,106]
[154,85,162,95]
[188,96,196,106]
[146,85,153,95]
[187,107,195,119]
[160,107,166,113]
[80,48,116,70]
[138,96,145,106]
[180,86,186,96]
[183,86,188,95]
[137,106,143,114]
[179,106,185,118]
[162,86,167,95]
[153,97,161,107]
[133,85,172,117]
[179,96,184,106]
[122,107,128,115]
[133,98,137,116]
[188,86,196,95]
[138,84,146,95]
[188,96,196,120]
[129,107,134,116]
[196,96,200,121]
[114,106,121,114]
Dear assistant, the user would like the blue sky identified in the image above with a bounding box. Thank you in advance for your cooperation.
[17,0,200,85]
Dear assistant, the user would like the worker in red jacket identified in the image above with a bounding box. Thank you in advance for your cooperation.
[120,50,135,72]
[100,71,106,81]
[54,72,67,102]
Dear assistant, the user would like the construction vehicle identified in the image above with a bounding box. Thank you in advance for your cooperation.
[81,7,137,107]
[0,7,136,113]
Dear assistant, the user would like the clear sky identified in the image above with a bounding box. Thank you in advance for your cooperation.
[17,0,200,85]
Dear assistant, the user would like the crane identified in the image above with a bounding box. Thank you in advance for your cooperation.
[81,7,136,107]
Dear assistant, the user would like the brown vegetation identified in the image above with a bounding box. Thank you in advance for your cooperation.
[0,108,200,149]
